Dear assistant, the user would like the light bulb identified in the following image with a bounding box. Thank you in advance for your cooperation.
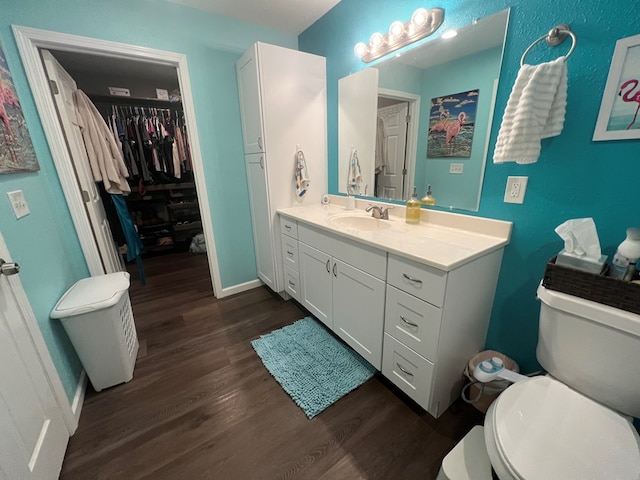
[354,42,368,58]
[411,8,429,27]
[369,32,385,50]
[388,21,405,43]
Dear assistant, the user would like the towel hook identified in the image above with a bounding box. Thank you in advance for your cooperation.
[520,24,576,67]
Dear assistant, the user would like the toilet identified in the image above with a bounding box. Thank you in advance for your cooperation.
[484,284,640,479]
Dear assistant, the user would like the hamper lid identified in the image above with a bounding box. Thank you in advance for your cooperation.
[51,272,130,319]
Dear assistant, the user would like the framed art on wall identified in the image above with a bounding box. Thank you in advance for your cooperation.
[427,89,479,158]
[593,33,640,141]
[0,42,39,173]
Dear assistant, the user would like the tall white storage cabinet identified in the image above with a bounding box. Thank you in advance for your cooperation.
[236,42,327,294]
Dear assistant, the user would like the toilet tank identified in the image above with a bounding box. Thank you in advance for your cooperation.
[536,284,640,418]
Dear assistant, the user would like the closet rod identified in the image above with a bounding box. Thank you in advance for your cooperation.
[88,94,182,110]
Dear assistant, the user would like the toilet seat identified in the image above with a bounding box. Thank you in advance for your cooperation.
[486,376,640,480]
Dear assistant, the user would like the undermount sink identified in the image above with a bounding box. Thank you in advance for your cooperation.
[328,213,393,231]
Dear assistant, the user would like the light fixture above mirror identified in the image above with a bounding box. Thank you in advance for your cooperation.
[354,7,445,63]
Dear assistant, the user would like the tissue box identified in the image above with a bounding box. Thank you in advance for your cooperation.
[543,256,640,315]
[555,249,607,274]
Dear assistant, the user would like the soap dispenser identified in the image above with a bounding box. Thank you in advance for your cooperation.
[405,186,421,224]
[421,185,436,206]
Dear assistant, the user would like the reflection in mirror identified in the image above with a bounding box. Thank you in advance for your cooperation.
[338,8,510,211]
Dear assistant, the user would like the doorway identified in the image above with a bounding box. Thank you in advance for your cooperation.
[43,48,210,286]
[376,89,420,202]
[13,26,226,298]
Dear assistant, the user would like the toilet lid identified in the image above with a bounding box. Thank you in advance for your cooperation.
[492,376,640,480]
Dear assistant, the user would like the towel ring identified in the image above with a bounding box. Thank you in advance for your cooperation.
[520,24,576,66]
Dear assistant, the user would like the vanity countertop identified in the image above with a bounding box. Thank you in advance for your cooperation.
[278,200,512,271]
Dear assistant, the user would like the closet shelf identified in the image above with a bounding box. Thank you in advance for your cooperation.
[174,221,202,232]
[167,201,199,210]
[132,182,196,193]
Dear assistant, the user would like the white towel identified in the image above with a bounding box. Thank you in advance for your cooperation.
[493,57,568,164]
[295,150,310,200]
[347,148,362,195]
[375,116,387,173]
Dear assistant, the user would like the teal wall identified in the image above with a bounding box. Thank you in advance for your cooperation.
[0,0,296,402]
[415,47,503,210]
[301,0,640,373]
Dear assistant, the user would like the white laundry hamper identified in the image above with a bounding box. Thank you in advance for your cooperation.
[51,271,139,392]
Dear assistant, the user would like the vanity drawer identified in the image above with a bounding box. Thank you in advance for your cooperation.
[382,333,434,411]
[298,223,387,280]
[387,254,446,307]
[384,285,441,362]
[280,216,298,238]
[284,266,300,301]
[281,234,299,271]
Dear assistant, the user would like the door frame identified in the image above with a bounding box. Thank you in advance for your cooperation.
[13,25,223,297]
[378,88,420,201]
[0,229,74,436]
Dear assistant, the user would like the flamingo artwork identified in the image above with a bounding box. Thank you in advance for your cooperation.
[429,107,450,133]
[445,111,467,145]
[0,78,17,145]
[619,79,640,130]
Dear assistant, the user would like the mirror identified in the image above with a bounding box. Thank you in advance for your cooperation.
[338,8,510,211]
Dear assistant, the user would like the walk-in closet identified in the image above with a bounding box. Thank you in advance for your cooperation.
[43,49,211,289]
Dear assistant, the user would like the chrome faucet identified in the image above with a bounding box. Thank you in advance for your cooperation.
[366,204,393,220]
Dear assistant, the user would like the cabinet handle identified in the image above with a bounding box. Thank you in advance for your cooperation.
[285,224,291,230]
[397,363,414,377]
[400,315,418,328]
[259,156,264,169]
[258,136,263,150]
[287,250,293,256]
[288,280,295,287]
[326,259,330,273]
[333,262,337,277]
[402,273,423,284]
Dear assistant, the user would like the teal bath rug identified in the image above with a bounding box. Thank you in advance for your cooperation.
[251,317,376,419]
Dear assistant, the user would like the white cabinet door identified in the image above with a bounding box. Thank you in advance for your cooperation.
[333,258,385,369]
[245,154,275,290]
[236,45,265,154]
[299,242,332,329]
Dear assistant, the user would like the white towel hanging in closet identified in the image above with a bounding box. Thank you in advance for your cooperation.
[347,148,362,195]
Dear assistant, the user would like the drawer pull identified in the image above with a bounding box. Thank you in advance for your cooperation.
[285,224,292,230]
[288,280,296,287]
[402,273,423,284]
[287,250,294,256]
[326,259,331,273]
[397,363,414,377]
[400,315,418,328]
[333,262,337,277]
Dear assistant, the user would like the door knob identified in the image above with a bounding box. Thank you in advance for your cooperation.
[0,258,20,276]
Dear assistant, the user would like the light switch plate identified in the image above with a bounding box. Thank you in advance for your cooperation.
[449,163,464,174]
[504,176,528,204]
[7,190,30,219]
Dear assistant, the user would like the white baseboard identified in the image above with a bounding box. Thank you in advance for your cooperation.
[219,279,263,298]
[70,370,87,434]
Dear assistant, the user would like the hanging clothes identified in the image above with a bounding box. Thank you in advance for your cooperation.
[74,90,131,194]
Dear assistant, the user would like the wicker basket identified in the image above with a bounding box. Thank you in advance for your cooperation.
[542,256,640,315]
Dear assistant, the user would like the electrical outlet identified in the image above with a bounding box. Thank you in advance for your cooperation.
[449,163,464,174]
[7,190,30,219]
[504,176,528,204]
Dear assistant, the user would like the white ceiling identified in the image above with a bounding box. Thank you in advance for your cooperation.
[167,0,342,35]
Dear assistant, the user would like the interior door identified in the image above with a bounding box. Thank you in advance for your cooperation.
[0,240,69,479]
[377,102,409,200]
[41,49,123,274]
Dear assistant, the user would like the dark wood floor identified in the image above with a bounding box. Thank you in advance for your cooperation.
[60,251,484,479]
